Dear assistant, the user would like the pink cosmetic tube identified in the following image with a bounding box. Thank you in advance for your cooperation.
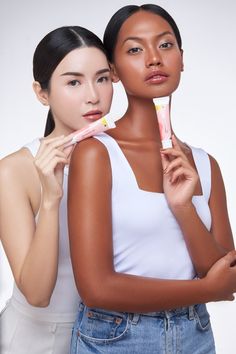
[153,96,172,149]
[64,116,116,148]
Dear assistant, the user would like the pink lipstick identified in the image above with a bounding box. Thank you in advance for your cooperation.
[83,110,103,121]
[145,70,168,84]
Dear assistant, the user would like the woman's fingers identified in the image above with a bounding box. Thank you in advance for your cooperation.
[161,148,188,162]
[171,134,182,151]
[36,135,72,158]
[38,156,68,176]
[160,150,170,172]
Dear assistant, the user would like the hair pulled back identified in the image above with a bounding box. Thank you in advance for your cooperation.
[103,4,182,63]
[33,26,107,136]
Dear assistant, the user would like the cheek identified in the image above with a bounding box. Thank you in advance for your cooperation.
[50,90,82,116]
[100,82,113,96]
[117,61,144,91]
[167,54,183,72]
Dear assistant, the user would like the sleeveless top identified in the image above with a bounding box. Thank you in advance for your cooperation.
[94,133,212,280]
[12,138,79,322]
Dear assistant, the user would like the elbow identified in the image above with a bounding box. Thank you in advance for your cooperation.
[26,295,50,308]
[78,275,115,309]
[20,284,52,307]
[17,276,53,308]
[80,285,109,309]
[195,255,226,278]
[19,284,51,307]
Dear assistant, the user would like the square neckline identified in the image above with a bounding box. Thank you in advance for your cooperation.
[97,133,204,197]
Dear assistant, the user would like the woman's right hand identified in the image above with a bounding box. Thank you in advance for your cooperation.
[205,250,236,301]
[34,135,73,203]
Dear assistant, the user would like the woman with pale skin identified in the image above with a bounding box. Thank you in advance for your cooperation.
[68,5,236,354]
[0,26,113,354]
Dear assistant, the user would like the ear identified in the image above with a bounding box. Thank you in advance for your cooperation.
[32,81,49,106]
[180,49,184,72]
[110,63,120,83]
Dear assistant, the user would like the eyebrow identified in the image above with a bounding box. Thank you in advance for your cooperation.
[122,31,174,45]
[60,68,110,77]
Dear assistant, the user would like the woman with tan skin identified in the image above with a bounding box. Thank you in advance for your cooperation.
[0,26,113,354]
[68,5,236,354]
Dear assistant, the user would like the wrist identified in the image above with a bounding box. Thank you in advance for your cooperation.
[40,196,61,210]
[199,277,215,302]
[170,202,195,218]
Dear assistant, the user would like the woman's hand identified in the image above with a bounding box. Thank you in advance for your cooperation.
[34,135,73,203]
[160,135,198,210]
[205,250,236,301]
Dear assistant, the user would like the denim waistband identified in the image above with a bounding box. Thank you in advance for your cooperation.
[78,302,203,323]
[139,305,195,318]
[129,305,197,325]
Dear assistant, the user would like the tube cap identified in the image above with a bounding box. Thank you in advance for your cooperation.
[162,139,172,149]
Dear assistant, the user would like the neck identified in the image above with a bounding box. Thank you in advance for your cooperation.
[115,96,174,142]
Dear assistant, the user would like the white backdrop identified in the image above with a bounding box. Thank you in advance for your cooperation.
[0,0,236,353]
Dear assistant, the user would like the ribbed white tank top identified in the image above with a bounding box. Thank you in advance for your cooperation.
[12,138,79,322]
[94,133,211,280]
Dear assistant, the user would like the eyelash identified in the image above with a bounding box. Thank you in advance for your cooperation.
[68,76,109,86]
[68,80,80,86]
[160,42,173,49]
[127,41,174,54]
[127,47,142,54]
[97,76,109,83]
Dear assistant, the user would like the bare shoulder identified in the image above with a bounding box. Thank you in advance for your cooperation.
[68,137,112,193]
[0,147,37,189]
[70,137,110,168]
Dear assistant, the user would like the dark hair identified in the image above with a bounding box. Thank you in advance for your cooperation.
[103,4,182,63]
[33,26,107,136]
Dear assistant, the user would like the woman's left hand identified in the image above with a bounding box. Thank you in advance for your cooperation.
[160,135,198,210]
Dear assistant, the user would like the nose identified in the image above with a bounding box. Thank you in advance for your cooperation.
[86,83,99,105]
[145,47,162,68]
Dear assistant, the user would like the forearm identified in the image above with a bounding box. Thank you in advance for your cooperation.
[19,201,60,306]
[173,203,227,276]
[79,271,212,312]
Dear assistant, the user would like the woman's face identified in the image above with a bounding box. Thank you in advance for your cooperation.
[46,47,113,134]
[112,10,183,99]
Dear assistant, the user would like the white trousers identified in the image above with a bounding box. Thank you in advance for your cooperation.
[0,300,74,354]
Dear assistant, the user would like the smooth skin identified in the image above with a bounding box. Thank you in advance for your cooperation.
[0,47,113,307]
[68,11,236,313]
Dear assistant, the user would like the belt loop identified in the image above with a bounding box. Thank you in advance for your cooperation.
[164,311,170,331]
[130,313,140,325]
[51,323,57,333]
[188,305,195,320]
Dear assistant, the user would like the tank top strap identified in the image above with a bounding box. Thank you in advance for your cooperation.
[190,146,211,201]
[23,138,40,158]
[93,133,138,189]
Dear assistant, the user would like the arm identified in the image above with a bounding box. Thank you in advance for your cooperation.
[172,156,234,277]
[161,137,234,277]
[68,138,236,313]
[0,136,72,307]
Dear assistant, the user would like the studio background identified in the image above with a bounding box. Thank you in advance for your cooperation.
[0,1,235,353]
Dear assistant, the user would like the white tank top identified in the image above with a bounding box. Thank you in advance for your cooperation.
[94,133,211,280]
[12,138,79,322]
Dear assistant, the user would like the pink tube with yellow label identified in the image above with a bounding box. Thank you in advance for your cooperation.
[64,116,116,148]
[153,96,172,149]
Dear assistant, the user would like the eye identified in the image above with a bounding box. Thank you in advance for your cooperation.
[97,75,110,83]
[159,42,173,49]
[68,80,80,86]
[127,47,142,54]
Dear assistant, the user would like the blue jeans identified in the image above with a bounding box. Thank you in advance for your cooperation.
[70,302,215,354]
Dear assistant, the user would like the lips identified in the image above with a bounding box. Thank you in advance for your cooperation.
[83,110,103,121]
[145,70,168,84]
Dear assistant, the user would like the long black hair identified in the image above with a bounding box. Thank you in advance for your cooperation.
[103,4,182,63]
[33,26,107,136]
